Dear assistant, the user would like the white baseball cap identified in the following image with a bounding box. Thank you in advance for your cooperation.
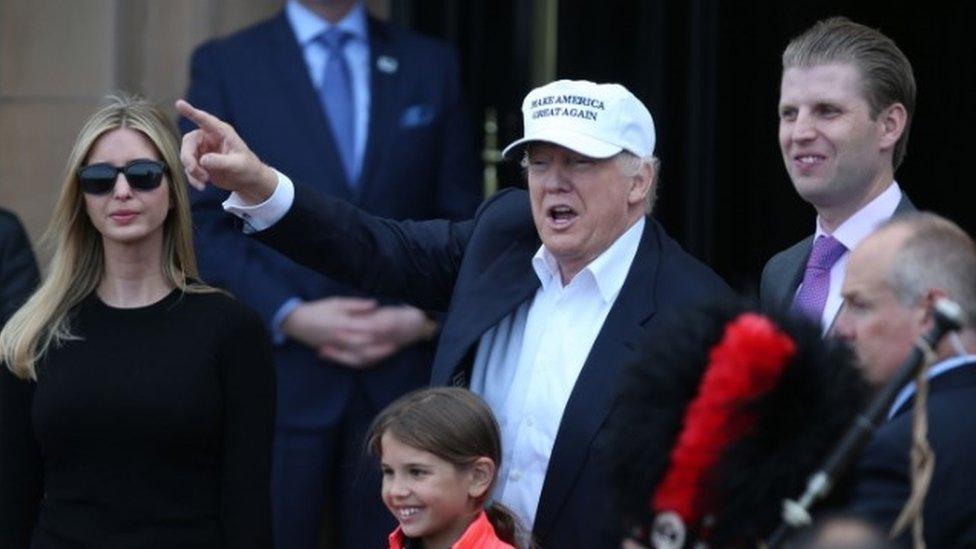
[502,79,656,159]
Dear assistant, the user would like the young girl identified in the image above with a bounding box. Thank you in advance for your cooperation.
[368,387,524,549]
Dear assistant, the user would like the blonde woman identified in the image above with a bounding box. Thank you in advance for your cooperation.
[0,94,275,548]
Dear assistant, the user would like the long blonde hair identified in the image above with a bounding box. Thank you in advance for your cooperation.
[0,92,212,380]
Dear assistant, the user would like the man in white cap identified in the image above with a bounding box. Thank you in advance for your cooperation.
[178,79,731,548]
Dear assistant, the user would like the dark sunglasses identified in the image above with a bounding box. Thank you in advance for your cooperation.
[77,159,168,195]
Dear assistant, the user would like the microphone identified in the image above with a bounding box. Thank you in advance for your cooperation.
[765,298,965,548]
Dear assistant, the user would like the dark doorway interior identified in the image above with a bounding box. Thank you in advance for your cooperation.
[397,0,976,294]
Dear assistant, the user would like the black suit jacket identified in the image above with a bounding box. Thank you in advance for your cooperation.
[0,208,41,547]
[0,209,39,326]
[255,182,733,547]
[759,193,916,313]
[848,360,976,548]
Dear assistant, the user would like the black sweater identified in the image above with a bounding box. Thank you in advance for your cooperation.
[0,289,275,548]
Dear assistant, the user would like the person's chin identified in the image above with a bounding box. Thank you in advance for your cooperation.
[400,518,431,539]
[102,228,152,245]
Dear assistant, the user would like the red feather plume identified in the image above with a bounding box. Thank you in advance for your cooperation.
[652,313,796,528]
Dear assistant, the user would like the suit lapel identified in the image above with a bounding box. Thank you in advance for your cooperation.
[357,18,399,205]
[786,191,913,315]
[432,229,542,386]
[533,219,660,539]
[778,237,811,312]
[895,193,917,215]
[269,13,353,200]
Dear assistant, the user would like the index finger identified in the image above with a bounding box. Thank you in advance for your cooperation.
[175,99,226,134]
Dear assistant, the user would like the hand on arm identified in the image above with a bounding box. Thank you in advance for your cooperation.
[176,100,278,203]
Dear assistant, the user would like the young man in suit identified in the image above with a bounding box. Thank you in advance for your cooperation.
[835,213,976,547]
[760,17,916,332]
[177,79,733,548]
[180,1,481,547]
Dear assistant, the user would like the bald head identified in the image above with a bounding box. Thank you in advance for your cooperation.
[836,213,976,385]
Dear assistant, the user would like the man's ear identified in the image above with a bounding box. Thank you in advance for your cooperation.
[467,457,496,500]
[628,161,654,207]
[878,102,908,151]
[918,287,948,329]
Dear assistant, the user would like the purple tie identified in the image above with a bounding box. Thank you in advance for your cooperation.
[318,28,357,186]
[792,235,847,323]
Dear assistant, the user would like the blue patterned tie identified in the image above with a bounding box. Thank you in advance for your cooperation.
[318,28,357,186]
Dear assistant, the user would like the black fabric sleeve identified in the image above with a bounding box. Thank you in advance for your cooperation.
[0,365,43,549]
[0,210,40,325]
[253,181,495,312]
[215,306,276,548]
[845,426,910,530]
[0,210,42,548]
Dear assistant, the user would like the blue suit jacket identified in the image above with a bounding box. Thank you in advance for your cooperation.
[849,360,976,548]
[180,13,480,429]
[254,182,734,548]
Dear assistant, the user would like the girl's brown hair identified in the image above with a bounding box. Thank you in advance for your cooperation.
[367,387,528,547]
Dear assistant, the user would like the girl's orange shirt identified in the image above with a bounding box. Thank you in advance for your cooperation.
[387,510,516,549]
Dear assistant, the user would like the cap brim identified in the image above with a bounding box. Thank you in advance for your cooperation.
[501,126,623,160]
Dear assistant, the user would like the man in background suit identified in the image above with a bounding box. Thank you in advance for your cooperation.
[0,209,39,326]
[177,79,733,548]
[760,17,916,331]
[180,1,481,547]
[0,209,40,545]
[835,213,976,547]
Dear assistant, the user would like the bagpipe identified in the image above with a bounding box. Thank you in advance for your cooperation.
[607,300,963,549]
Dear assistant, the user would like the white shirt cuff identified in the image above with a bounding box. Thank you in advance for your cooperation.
[222,170,295,233]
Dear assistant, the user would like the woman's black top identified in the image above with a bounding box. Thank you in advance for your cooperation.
[0,289,275,548]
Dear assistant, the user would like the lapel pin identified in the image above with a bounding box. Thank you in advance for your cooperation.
[377,55,398,74]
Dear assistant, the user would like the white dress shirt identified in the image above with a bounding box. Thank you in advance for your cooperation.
[806,182,902,333]
[225,176,646,529]
[470,217,644,528]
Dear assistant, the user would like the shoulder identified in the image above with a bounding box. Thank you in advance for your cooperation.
[651,220,732,303]
[894,191,917,214]
[476,188,529,219]
[371,17,457,59]
[370,18,460,85]
[191,13,282,61]
[469,188,534,239]
[176,290,266,336]
[0,210,36,279]
[0,207,17,227]
[764,236,812,275]
[890,362,976,421]
[0,208,28,239]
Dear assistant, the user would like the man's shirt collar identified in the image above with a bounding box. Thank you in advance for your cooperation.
[814,181,902,249]
[286,0,368,46]
[531,217,645,303]
[888,354,976,420]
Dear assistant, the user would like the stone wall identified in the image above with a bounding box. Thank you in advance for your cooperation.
[0,0,386,263]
